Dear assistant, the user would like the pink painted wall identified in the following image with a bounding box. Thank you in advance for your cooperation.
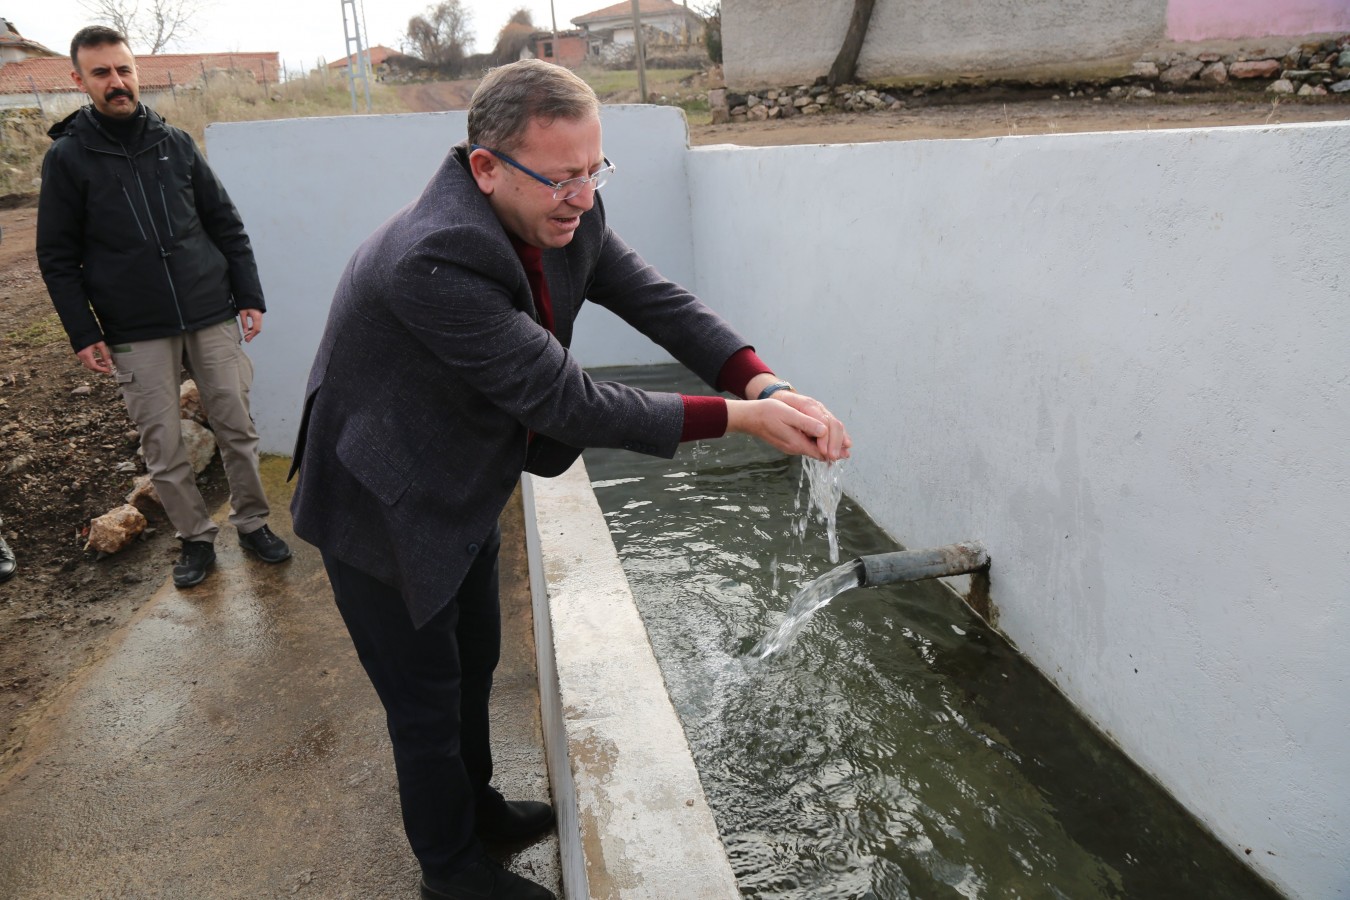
[1167,0,1350,42]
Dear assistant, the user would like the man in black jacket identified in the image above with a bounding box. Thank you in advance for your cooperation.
[37,25,290,587]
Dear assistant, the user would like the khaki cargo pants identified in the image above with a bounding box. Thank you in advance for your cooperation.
[111,318,269,544]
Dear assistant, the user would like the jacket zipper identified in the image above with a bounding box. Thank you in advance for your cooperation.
[91,133,188,333]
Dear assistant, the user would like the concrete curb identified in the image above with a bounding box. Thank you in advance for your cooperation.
[523,461,739,899]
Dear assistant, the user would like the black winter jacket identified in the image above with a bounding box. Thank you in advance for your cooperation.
[36,105,265,352]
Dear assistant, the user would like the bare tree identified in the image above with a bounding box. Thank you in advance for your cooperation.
[79,0,208,54]
[493,8,534,65]
[404,0,473,70]
[827,0,876,88]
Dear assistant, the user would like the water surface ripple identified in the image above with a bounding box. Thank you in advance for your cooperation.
[583,365,1279,900]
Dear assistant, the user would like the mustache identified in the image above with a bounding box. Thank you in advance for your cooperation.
[105,88,134,101]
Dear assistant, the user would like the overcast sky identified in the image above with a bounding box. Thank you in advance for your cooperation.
[14,0,606,74]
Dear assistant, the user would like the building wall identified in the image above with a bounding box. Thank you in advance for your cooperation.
[723,0,1348,87]
[207,107,1349,900]
[1167,0,1350,41]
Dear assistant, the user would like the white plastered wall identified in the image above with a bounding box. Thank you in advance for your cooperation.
[207,107,1349,899]
[684,123,1349,900]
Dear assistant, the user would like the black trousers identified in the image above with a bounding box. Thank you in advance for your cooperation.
[322,525,502,879]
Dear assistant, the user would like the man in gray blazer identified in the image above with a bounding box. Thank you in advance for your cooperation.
[290,60,849,900]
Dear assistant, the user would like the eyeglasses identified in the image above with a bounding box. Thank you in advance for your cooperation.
[471,144,615,201]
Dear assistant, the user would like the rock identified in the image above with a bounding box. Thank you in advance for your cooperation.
[710,107,730,125]
[1340,50,1350,69]
[1331,79,1350,93]
[181,419,218,474]
[125,475,163,515]
[1161,59,1205,84]
[1132,87,1156,99]
[71,385,93,396]
[1199,62,1228,84]
[766,105,781,119]
[1267,79,1295,94]
[1297,83,1316,96]
[802,103,822,115]
[729,105,747,116]
[114,460,137,474]
[746,94,762,108]
[1230,59,1281,79]
[179,379,207,424]
[747,104,768,120]
[1281,69,1325,81]
[779,102,797,118]
[1131,61,1160,78]
[1197,52,1222,63]
[85,504,148,555]
[707,88,726,110]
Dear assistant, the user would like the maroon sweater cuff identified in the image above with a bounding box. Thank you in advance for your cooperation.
[716,347,774,398]
[680,395,728,441]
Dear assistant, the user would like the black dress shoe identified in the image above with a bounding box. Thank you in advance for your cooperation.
[421,855,555,900]
[238,524,292,563]
[0,534,15,583]
[477,797,555,842]
[173,540,215,588]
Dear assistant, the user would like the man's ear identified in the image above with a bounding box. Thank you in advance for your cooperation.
[70,68,85,91]
[468,147,497,194]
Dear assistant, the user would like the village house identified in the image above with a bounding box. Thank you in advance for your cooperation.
[326,44,398,78]
[0,17,280,115]
[572,0,705,62]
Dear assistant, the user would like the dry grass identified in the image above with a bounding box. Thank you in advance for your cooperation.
[0,70,407,197]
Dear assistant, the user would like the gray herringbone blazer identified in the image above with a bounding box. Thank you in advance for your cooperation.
[290,144,748,627]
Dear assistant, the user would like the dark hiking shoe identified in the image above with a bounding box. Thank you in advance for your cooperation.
[0,533,16,583]
[421,855,554,900]
[173,540,215,588]
[238,525,292,563]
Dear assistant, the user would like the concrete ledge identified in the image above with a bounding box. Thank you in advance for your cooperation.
[522,461,739,900]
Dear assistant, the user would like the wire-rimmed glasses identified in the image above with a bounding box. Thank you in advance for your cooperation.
[471,144,615,201]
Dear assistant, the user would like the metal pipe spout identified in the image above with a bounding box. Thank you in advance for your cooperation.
[857,541,989,587]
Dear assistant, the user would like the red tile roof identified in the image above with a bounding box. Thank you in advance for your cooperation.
[327,44,398,69]
[0,51,281,97]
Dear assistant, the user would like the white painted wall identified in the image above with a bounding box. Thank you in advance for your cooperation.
[208,107,1350,898]
[684,123,1350,900]
[205,106,688,454]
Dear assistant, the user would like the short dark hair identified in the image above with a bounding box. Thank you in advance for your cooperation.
[468,59,599,154]
[70,25,131,71]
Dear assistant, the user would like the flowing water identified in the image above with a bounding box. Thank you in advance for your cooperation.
[748,562,861,661]
[584,365,1280,900]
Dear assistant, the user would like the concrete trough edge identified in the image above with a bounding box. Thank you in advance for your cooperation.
[522,461,741,900]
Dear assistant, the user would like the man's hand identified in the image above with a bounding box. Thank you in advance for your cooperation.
[239,309,263,342]
[726,394,851,462]
[76,341,114,375]
[772,390,851,461]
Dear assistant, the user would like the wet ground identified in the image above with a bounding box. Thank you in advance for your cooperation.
[0,459,560,899]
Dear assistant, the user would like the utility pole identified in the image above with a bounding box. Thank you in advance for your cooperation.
[629,0,648,102]
[340,0,373,113]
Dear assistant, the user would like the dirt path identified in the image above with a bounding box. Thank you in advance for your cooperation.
[0,201,228,777]
[689,93,1350,146]
[397,78,480,112]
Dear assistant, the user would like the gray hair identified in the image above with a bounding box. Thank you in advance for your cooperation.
[468,60,599,154]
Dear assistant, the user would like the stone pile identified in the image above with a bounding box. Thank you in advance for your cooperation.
[711,34,1350,123]
[1136,36,1350,96]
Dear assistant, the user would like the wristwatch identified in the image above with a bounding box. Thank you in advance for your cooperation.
[757,380,794,400]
